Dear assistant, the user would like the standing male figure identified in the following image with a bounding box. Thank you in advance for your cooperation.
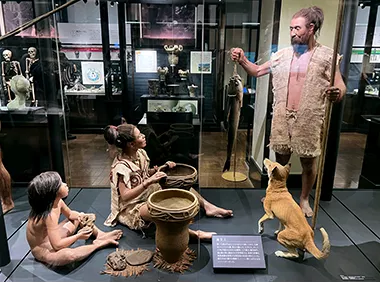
[231,6,346,217]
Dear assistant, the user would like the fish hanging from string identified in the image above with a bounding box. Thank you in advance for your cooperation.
[223,54,244,172]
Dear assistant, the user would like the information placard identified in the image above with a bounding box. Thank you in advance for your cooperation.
[135,50,157,73]
[190,51,212,74]
[81,62,104,85]
[212,235,266,271]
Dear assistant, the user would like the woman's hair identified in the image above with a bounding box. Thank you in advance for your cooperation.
[104,124,136,150]
[28,171,62,223]
[292,6,324,38]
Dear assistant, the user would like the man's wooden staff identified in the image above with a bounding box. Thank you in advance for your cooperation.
[312,0,345,230]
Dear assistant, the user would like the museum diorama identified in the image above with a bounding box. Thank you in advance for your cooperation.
[0,0,380,283]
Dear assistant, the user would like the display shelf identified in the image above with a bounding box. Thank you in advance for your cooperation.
[140,94,204,121]
[65,90,122,97]
[138,112,200,126]
[141,94,204,100]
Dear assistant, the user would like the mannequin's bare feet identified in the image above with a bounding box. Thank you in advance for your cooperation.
[93,237,119,249]
[1,201,14,214]
[189,229,216,241]
[98,229,123,241]
[205,205,233,218]
[300,198,313,217]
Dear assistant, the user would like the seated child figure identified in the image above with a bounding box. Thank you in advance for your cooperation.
[26,171,123,267]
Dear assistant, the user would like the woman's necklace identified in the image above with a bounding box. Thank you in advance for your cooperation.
[123,152,140,165]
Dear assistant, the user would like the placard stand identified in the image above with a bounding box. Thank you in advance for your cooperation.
[212,235,266,272]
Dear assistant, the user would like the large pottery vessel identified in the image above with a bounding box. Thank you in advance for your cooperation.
[147,189,199,263]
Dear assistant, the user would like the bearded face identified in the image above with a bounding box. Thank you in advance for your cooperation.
[291,32,309,46]
[289,17,313,52]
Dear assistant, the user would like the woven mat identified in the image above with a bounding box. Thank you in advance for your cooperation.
[153,248,197,273]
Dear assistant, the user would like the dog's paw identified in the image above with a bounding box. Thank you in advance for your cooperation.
[258,222,264,234]
[275,250,285,257]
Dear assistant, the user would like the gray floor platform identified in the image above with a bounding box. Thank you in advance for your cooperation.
[1,188,380,282]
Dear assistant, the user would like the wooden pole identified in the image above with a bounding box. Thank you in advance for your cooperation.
[312,0,345,229]
[233,62,238,179]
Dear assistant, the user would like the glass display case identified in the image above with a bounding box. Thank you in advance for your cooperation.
[1,0,380,283]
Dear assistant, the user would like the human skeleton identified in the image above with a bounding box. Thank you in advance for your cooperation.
[1,50,22,101]
[25,47,39,102]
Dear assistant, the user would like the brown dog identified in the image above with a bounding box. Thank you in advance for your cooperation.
[258,158,330,260]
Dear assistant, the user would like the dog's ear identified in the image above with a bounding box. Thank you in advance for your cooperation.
[285,163,291,170]
[272,165,278,175]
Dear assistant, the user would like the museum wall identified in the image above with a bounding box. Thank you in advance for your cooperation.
[67,0,118,24]
[278,0,340,50]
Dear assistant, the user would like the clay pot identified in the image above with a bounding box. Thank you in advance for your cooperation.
[147,189,199,263]
[148,79,160,96]
[166,84,180,96]
[158,163,197,190]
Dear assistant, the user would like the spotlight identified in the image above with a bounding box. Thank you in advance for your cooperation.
[95,0,99,6]
[110,1,114,7]
[360,2,365,9]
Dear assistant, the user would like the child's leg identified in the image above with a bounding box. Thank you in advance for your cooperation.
[0,170,14,214]
[91,226,123,241]
[139,204,216,241]
[41,239,118,267]
[60,216,123,241]
[59,213,122,241]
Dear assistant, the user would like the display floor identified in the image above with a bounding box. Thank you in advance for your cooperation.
[1,188,380,282]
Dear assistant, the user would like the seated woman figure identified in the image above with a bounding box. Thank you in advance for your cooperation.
[104,124,233,240]
[26,171,123,267]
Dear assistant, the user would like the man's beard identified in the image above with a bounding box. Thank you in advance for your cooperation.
[291,35,309,54]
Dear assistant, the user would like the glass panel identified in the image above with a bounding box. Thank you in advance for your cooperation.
[338,2,380,189]
[0,0,67,186]
[336,5,370,189]
[56,0,119,187]
[3,0,370,282]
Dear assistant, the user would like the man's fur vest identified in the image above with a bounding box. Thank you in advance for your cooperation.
[269,43,341,158]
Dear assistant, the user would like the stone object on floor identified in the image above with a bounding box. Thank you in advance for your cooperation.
[101,248,152,278]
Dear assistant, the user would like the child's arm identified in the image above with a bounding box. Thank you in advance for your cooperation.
[46,203,91,251]
[45,212,81,251]
[60,200,81,221]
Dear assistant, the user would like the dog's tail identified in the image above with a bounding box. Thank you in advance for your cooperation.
[305,227,330,260]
